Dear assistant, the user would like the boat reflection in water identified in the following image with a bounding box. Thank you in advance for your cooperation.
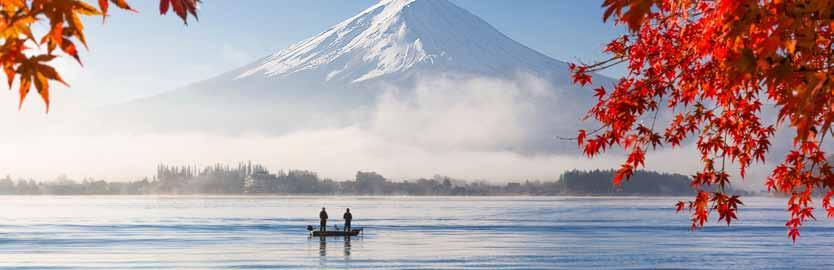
[319,236,326,257]
[344,236,352,257]
[312,227,361,259]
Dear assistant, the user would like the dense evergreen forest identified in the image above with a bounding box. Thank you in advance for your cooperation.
[0,163,753,196]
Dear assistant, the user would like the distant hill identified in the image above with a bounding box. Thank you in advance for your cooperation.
[555,169,753,196]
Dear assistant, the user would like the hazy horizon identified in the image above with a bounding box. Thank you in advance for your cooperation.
[0,0,780,191]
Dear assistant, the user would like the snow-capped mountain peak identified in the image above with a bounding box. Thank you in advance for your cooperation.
[107,0,602,150]
[237,0,564,83]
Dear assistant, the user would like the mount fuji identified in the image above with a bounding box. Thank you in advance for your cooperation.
[238,0,571,83]
[107,0,611,152]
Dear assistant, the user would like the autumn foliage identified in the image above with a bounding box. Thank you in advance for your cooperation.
[0,0,199,111]
[571,0,834,242]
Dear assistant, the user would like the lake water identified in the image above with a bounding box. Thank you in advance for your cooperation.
[0,196,832,269]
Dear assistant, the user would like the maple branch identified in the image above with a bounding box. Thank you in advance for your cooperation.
[585,57,628,72]
[557,125,607,141]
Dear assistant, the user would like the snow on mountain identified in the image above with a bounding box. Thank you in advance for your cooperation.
[103,0,609,153]
[236,0,569,84]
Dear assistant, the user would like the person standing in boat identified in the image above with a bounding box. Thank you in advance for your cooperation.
[319,208,329,232]
[343,208,353,232]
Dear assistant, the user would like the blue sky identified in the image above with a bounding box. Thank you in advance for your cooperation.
[8,0,623,112]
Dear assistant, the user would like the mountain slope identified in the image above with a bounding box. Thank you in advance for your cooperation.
[236,0,570,84]
[104,0,610,153]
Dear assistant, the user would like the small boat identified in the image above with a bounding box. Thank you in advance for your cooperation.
[307,225,363,237]
[311,229,363,237]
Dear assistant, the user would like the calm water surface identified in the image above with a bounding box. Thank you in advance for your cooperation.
[0,196,832,269]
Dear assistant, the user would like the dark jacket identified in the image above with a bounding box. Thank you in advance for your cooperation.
[320,210,328,220]
[343,212,352,221]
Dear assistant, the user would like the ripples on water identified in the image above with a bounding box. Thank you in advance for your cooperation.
[0,196,832,269]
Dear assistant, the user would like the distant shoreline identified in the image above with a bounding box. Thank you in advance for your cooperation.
[0,163,755,196]
[0,192,764,197]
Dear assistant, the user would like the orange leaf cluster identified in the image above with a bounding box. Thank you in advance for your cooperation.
[574,0,834,242]
[0,0,200,111]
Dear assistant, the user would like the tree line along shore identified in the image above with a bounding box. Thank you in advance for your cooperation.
[0,163,753,196]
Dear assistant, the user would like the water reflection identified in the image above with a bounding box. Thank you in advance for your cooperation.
[318,236,326,257]
[317,236,353,258]
[344,236,352,257]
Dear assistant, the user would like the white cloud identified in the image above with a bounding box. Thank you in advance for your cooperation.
[2,73,772,187]
[370,76,536,151]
